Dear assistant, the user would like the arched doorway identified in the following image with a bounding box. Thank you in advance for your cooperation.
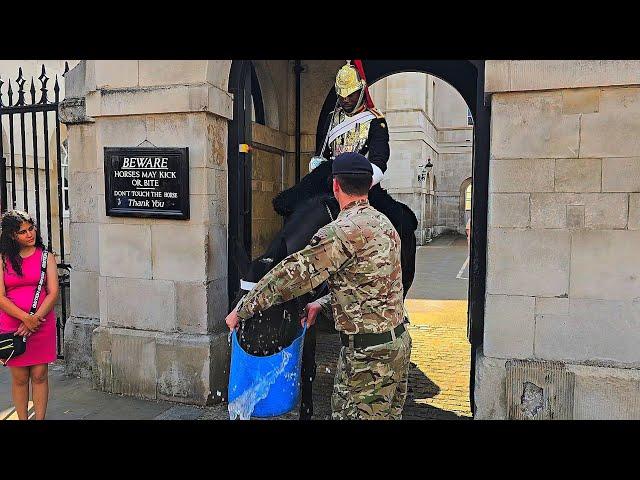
[315,60,490,415]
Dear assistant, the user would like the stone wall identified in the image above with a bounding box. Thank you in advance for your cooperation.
[62,60,233,404]
[476,61,640,419]
[251,123,285,258]
[60,60,341,404]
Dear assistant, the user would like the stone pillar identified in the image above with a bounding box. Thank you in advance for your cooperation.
[60,60,98,378]
[62,60,233,405]
[477,61,640,419]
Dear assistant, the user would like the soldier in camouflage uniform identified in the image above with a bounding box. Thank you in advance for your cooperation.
[226,152,412,420]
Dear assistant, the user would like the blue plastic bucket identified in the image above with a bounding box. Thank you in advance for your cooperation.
[228,324,306,418]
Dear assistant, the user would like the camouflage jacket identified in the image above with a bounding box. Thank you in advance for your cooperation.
[236,199,404,334]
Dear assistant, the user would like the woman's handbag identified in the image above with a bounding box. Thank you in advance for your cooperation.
[0,248,49,366]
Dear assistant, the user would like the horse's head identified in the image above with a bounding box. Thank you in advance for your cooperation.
[234,195,338,356]
[233,233,300,356]
[272,160,333,218]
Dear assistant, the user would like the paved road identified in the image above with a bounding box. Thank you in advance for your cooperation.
[1,235,472,420]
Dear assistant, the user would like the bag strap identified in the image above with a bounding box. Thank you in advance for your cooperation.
[0,348,15,366]
[29,248,49,315]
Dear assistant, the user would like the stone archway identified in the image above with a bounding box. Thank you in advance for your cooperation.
[316,61,488,342]
[315,61,490,416]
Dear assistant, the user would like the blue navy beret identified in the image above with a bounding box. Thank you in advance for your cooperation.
[331,152,373,176]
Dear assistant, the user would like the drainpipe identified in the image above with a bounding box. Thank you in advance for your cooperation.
[294,60,303,184]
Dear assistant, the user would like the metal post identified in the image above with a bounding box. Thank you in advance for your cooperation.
[41,110,53,249]
[294,60,303,184]
[54,76,68,355]
[8,111,16,209]
[0,110,5,213]
[0,156,6,213]
[30,79,41,228]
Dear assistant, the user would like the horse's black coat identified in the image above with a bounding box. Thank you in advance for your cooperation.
[232,195,338,419]
[273,160,417,296]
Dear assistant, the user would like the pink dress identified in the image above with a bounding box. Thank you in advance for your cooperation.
[0,248,56,366]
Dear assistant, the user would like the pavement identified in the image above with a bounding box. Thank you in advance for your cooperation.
[0,234,472,420]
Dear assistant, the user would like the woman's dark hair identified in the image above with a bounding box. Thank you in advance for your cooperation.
[334,173,372,196]
[0,210,45,276]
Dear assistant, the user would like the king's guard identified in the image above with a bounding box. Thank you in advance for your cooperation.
[311,60,390,188]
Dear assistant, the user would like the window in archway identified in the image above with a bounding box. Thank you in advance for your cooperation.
[465,183,472,211]
[250,63,265,126]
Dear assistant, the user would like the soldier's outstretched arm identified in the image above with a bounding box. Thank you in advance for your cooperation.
[236,226,353,320]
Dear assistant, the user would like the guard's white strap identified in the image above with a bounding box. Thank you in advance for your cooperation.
[328,110,375,145]
[240,279,257,291]
[371,163,384,186]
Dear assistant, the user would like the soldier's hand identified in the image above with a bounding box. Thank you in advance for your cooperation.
[301,302,322,328]
[225,309,240,332]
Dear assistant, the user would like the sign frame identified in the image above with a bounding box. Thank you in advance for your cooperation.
[104,147,190,220]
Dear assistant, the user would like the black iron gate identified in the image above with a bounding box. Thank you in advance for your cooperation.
[0,64,70,358]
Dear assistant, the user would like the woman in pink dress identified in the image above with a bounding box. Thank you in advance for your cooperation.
[0,210,59,420]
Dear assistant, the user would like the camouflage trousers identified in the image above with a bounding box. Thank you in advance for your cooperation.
[331,329,412,420]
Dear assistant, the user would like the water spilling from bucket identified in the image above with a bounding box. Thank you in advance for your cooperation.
[228,324,306,418]
[228,350,292,420]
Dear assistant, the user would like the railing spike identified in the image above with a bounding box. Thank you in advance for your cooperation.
[30,78,36,104]
[54,75,60,102]
[7,79,13,106]
[64,61,69,75]
[38,65,49,104]
[15,67,26,106]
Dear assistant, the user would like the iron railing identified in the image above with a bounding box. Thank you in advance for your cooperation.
[0,63,70,358]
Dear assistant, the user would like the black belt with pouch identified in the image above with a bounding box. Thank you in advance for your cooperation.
[340,321,407,349]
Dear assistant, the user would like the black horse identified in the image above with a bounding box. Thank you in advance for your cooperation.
[231,194,339,419]
[273,160,417,295]
[232,161,418,419]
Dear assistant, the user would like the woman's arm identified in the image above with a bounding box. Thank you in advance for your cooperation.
[0,256,32,324]
[34,252,59,319]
